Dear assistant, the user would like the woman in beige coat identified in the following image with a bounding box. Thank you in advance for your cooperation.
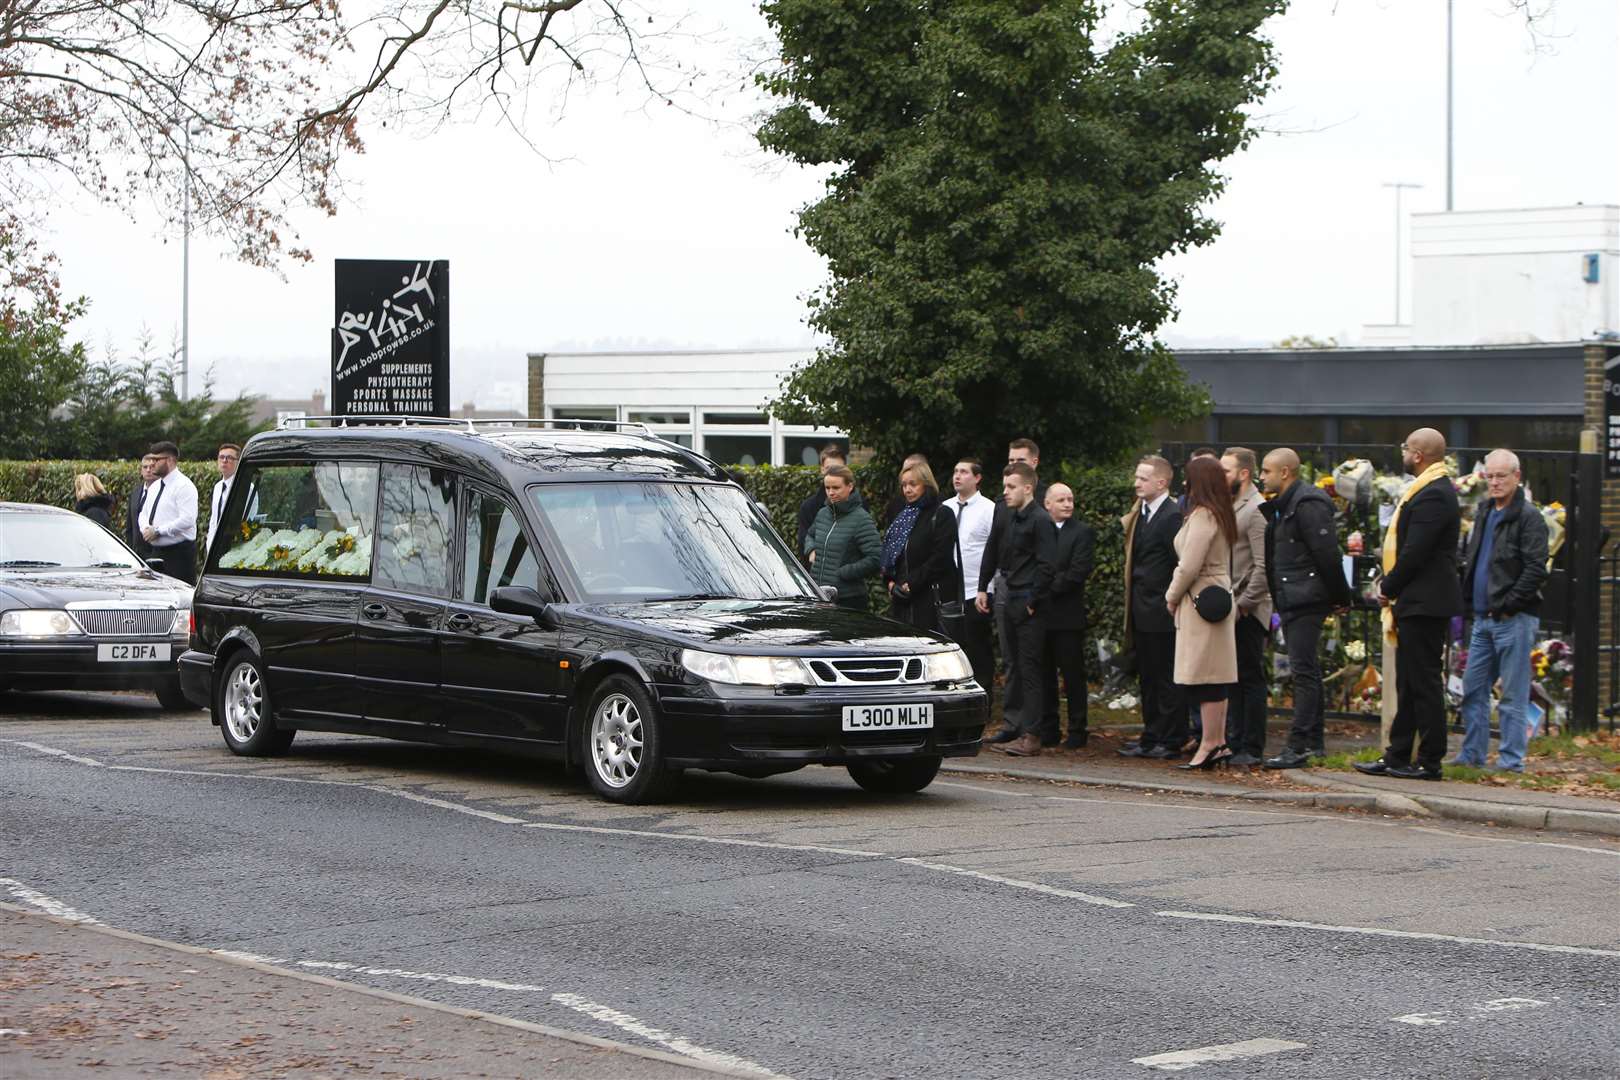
[1165,456,1239,769]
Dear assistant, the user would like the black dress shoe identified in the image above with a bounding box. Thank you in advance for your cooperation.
[1116,744,1152,758]
[1226,752,1260,767]
[1040,733,1063,748]
[985,727,1019,744]
[1265,750,1312,770]
[1061,733,1089,750]
[1352,759,1389,776]
[1387,763,1443,781]
[1144,745,1180,760]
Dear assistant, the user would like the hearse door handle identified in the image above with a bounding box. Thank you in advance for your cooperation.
[361,603,388,620]
[446,612,473,631]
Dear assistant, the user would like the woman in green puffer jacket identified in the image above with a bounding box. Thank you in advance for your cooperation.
[803,465,881,611]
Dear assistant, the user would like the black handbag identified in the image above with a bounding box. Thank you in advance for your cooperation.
[1193,584,1233,623]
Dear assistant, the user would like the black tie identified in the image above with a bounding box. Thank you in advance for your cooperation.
[1141,502,1152,526]
[215,482,225,521]
[147,479,165,525]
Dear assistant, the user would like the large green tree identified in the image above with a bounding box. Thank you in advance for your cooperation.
[758,0,1286,468]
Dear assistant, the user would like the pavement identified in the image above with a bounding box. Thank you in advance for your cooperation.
[0,907,743,1079]
[956,716,1620,838]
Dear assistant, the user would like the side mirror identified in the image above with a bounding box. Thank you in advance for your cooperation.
[817,585,839,603]
[490,585,551,624]
[145,558,166,570]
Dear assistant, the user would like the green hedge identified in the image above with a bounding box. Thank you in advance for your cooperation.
[0,459,223,559]
[4,458,1138,674]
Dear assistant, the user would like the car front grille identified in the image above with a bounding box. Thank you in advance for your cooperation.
[73,609,176,637]
[808,657,926,686]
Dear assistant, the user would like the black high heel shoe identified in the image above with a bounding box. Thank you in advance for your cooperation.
[1177,744,1232,771]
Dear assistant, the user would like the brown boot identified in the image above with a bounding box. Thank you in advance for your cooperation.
[1001,733,1042,757]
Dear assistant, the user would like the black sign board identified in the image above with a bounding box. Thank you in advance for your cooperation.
[332,259,449,418]
[1606,346,1620,478]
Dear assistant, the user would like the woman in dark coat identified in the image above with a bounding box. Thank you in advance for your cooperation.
[881,461,959,631]
[73,473,115,529]
[804,466,882,611]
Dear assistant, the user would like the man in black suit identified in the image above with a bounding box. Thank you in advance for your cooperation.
[1042,483,1096,748]
[1356,428,1463,781]
[124,453,157,558]
[1118,454,1185,759]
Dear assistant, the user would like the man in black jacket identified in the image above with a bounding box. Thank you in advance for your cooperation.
[1356,428,1463,781]
[1117,455,1185,759]
[977,462,1056,757]
[1042,483,1096,748]
[1260,448,1351,769]
[795,444,848,559]
[1452,449,1548,772]
[124,453,158,558]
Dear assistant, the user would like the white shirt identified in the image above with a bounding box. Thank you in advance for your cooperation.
[1141,491,1171,524]
[946,490,995,598]
[206,476,233,551]
[143,467,199,545]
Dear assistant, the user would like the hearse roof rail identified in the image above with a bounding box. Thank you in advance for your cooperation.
[276,415,653,437]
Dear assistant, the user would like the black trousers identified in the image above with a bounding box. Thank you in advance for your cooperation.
[1227,613,1269,757]
[1282,612,1326,755]
[150,539,196,585]
[1006,604,1046,737]
[1388,615,1449,770]
[1133,628,1182,750]
[1044,627,1089,738]
[953,604,996,692]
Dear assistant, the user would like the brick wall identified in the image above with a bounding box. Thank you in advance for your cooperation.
[1583,341,1618,714]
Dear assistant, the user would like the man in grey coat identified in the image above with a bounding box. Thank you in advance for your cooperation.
[1222,448,1273,766]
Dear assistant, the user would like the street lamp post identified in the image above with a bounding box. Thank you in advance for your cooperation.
[1382,181,1423,325]
[181,121,202,401]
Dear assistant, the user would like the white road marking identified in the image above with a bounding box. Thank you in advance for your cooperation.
[1132,1037,1307,1071]
[211,950,548,991]
[551,992,786,1078]
[934,779,1306,817]
[0,877,103,925]
[1393,997,1554,1026]
[1157,910,1620,959]
[1408,825,1620,860]
[523,820,886,858]
[387,789,529,824]
[896,857,1136,908]
[0,1029,32,1037]
[10,740,107,768]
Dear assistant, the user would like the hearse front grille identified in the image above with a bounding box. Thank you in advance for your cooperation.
[73,609,177,637]
[808,657,926,686]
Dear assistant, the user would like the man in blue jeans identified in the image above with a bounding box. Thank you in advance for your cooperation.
[1455,449,1549,772]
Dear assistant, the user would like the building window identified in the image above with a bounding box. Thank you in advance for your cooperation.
[1216,415,1328,448]
[705,434,772,467]
[783,437,849,467]
[1472,416,1581,453]
[550,407,617,422]
[702,411,769,425]
[1338,416,1453,449]
[629,410,691,426]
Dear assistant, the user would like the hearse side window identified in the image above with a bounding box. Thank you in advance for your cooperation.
[217,462,378,578]
[374,464,455,597]
[463,489,538,605]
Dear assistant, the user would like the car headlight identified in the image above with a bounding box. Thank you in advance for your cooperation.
[922,647,974,682]
[680,649,812,686]
[171,609,191,636]
[0,609,85,637]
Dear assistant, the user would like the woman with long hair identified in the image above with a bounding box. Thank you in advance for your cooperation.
[1164,455,1239,769]
[73,473,114,529]
[881,461,959,630]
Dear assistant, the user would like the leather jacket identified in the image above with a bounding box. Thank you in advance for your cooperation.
[1264,480,1350,619]
[1461,487,1549,618]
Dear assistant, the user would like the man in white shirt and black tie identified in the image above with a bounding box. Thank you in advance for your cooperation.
[946,458,997,693]
[139,441,200,585]
[205,443,242,555]
[124,453,158,557]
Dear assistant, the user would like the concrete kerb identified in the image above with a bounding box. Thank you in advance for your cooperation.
[939,760,1620,838]
[0,902,763,1079]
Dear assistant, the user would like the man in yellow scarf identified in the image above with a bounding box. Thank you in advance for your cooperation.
[1355,429,1463,781]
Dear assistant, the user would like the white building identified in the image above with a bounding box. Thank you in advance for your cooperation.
[527,348,842,466]
[1365,204,1619,346]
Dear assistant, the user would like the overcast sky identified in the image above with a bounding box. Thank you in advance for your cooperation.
[42,0,1620,409]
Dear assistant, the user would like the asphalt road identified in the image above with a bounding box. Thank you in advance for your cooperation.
[4,690,1619,1079]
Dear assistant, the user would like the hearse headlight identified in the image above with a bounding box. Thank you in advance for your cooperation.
[171,609,191,635]
[0,609,85,637]
[680,649,812,686]
[922,647,974,682]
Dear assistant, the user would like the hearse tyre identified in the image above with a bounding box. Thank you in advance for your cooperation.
[847,755,943,794]
[582,674,679,804]
[216,650,295,756]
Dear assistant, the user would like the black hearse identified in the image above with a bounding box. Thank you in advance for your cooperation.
[179,418,985,802]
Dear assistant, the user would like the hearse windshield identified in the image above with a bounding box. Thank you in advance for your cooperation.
[0,512,143,570]
[530,482,817,603]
